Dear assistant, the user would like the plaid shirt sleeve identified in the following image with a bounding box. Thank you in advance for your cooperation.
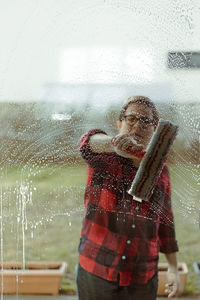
[78,129,112,168]
[158,165,179,253]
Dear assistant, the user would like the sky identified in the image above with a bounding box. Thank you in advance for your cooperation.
[0,0,200,104]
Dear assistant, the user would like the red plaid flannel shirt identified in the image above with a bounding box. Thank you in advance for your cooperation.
[78,129,178,286]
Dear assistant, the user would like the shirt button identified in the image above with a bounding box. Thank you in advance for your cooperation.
[127,240,131,244]
[122,255,126,260]
[131,224,136,228]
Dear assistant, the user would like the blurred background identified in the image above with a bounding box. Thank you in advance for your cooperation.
[0,0,199,295]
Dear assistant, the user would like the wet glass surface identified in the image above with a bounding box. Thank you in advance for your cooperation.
[0,0,199,296]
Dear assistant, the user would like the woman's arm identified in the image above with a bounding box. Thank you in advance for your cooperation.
[89,134,114,153]
[164,252,178,272]
[90,133,144,160]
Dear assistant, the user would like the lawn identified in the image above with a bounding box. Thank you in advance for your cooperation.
[1,162,199,295]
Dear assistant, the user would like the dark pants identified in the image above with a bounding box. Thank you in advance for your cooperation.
[76,263,158,300]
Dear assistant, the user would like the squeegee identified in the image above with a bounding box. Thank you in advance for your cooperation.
[128,119,179,202]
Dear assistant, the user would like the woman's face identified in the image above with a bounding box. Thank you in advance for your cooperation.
[117,103,156,148]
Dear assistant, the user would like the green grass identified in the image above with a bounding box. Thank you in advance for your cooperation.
[0,163,199,295]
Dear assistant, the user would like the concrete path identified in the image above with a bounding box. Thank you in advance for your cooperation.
[1,296,200,300]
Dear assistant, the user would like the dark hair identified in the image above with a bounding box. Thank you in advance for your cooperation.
[119,96,159,128]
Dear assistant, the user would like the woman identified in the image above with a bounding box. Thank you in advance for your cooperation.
[77,96,180,300]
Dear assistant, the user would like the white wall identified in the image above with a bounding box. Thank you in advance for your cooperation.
[0,0,200,102]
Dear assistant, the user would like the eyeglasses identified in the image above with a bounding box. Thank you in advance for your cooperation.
[123,114,154,128]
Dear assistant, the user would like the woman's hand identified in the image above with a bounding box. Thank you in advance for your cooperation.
[111,134,145,159]
[165,269,181,298]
